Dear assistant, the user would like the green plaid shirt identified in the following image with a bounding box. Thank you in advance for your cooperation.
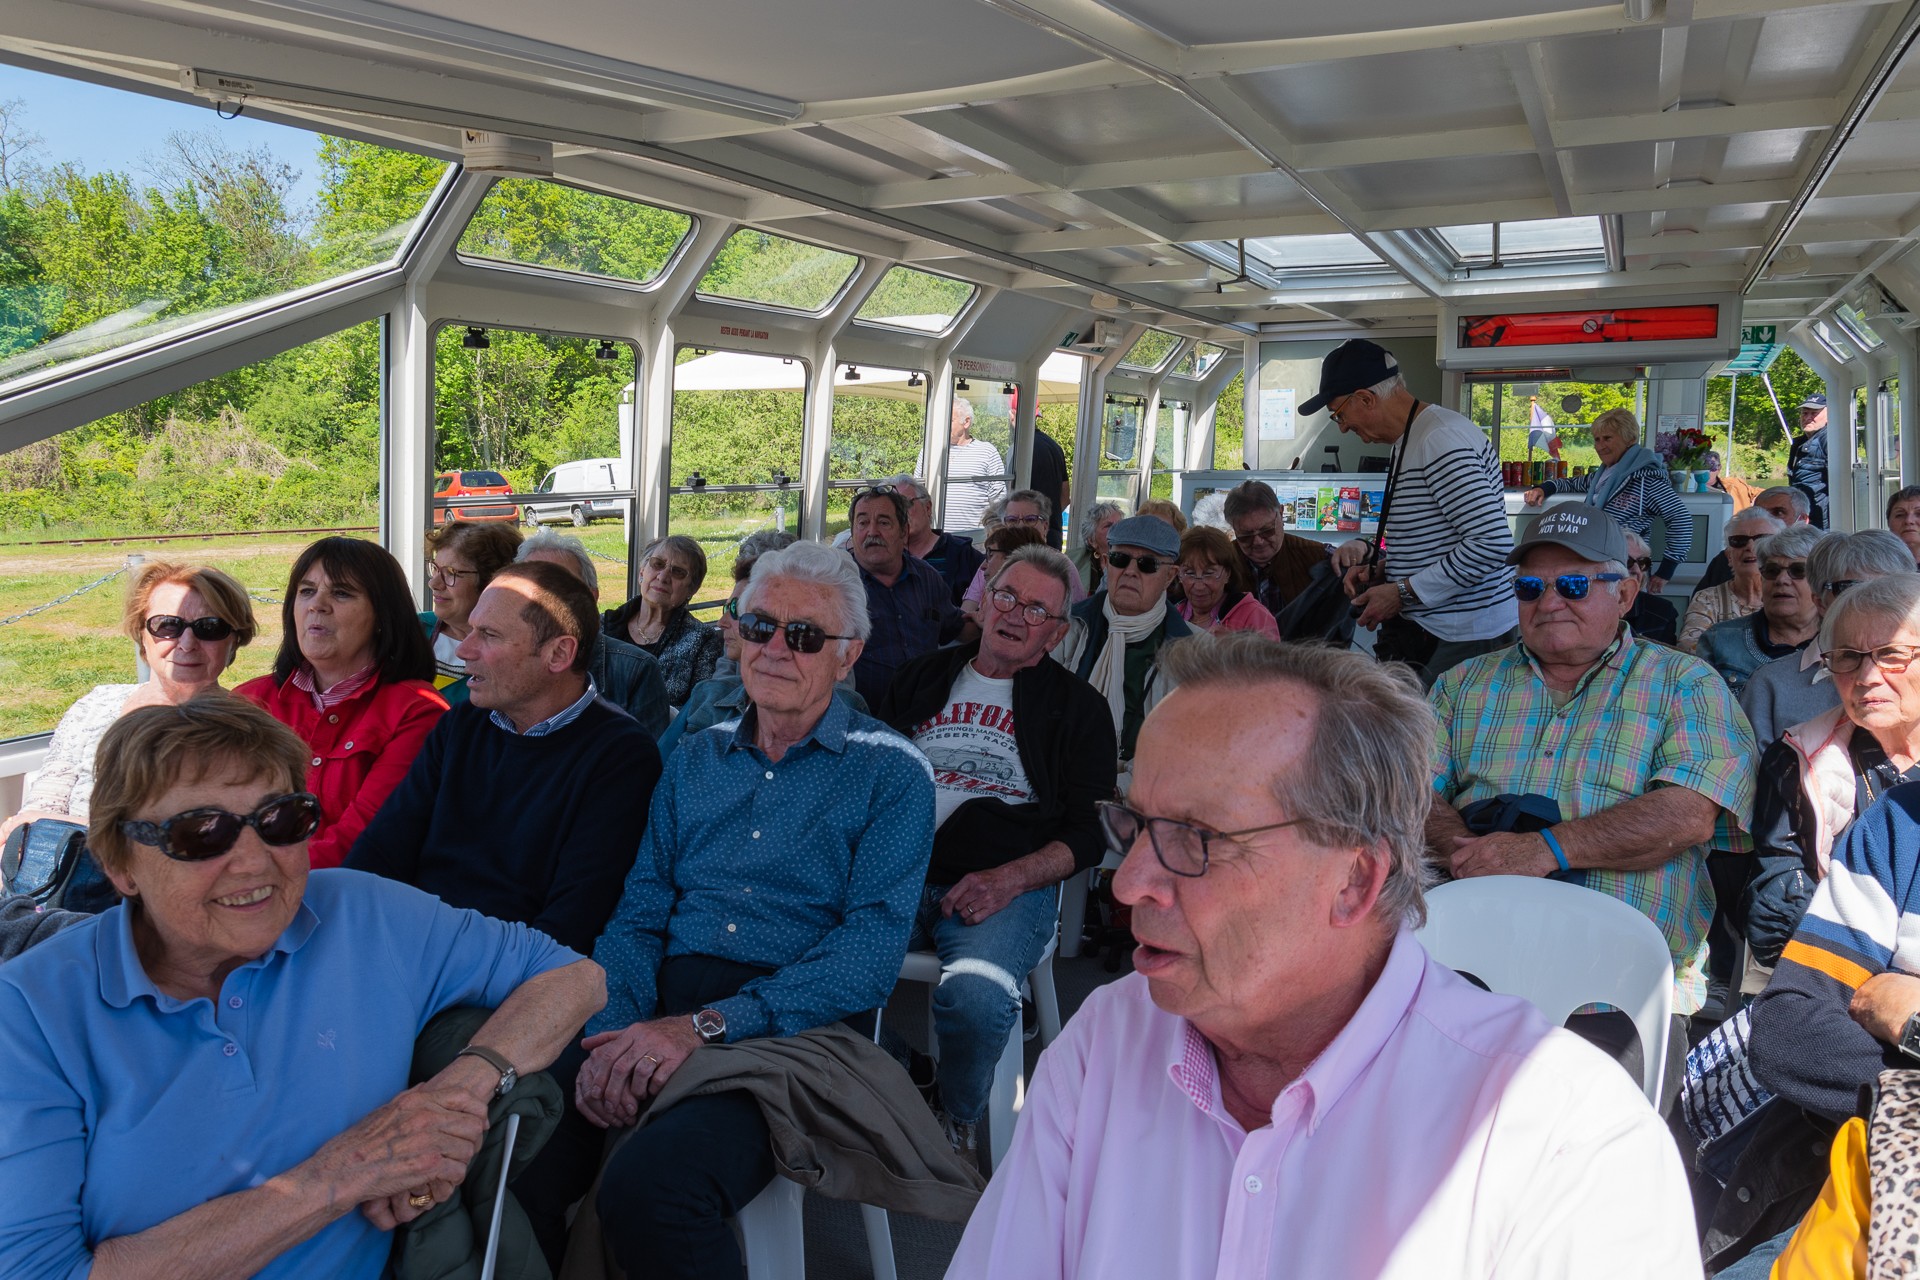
[1430,628,1756,1013]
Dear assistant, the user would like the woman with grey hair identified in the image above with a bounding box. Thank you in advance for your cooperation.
[1521,408,1694,592]
[1742,529,1916,747]
[1745,574,1920,964]
[602,534,722,706]
[1620,529,1680,645]
[1680,506,1785,652]
[1070,500,1125,597]
[1697,525,1825,699]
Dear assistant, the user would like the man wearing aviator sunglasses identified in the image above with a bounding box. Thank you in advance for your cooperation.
[1428,506,1755,1089]
[877,545,1116,1154]
[1055,515,1192,776]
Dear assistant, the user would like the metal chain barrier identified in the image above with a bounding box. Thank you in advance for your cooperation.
[0,565,130,627]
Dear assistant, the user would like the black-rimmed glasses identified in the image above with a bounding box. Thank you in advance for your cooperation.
[737,612,855,655]
[1760,561,1809,582]
[1823,579,1860,598]
[144,615,236,642]
[1096,800,1307,878]
[121,792,322,861]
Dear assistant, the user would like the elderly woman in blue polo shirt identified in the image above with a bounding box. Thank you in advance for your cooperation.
[0,693,603,1280]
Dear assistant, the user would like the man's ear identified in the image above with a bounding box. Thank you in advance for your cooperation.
[547,634,580,674]
[1329,841,1390,930]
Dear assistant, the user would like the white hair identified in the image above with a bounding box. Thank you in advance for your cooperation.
[1727,507,1787,538]
[882,473,927,497]
[739,540,872,654]
[516,529,597,596]
[1366,372,1406,399]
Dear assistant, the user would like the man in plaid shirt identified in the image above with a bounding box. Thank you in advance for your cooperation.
[1427,507,1755,1106]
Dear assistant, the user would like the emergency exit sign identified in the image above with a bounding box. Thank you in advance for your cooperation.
[1741,325,1777,344]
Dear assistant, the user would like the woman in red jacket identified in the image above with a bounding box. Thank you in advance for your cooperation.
[238,537,447,868]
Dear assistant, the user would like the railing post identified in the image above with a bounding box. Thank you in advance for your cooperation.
[128,553,148,683]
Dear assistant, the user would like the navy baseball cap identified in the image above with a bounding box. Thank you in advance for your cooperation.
[1800,393,1828,410]
[1300,339,1399,416]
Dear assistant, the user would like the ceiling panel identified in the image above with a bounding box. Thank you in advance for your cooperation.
[1830,120,1920,170]
[376,0,1091,101]
[1333,153,1547,211]
[1116,172,1314,223]
[963,83,1229,166]
[1096,0,1596,47]
[1231,45,1519,144]
[1563,143,1657,194]
[1740,4,1886,99]
[1536,28,1666,118]
[1715,128,1824,181]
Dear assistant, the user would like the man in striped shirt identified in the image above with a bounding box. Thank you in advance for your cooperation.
[1306,339,1518,687]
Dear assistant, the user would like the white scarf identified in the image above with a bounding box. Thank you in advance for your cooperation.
[1089,593,1166,733]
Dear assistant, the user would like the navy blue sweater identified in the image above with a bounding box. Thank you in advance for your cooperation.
[345,698,659,955]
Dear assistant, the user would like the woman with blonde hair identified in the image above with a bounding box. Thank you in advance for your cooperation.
[1522,407,1695,592]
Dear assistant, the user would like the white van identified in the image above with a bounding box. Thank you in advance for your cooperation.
[524,458,629,526]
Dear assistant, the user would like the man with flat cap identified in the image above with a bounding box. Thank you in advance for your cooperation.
[1054,514,1192,781]
[1788,391,1830,529]
[1305,338,1517,687]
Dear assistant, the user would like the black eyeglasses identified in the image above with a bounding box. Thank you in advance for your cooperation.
[1627,557,1654,573]
[121,791,322,862]
[1107,550,1165,575]
[144,615,236,642]
[737,612,855,655]
[1514,573,1626,602]
[425,559,480,583]
[1823,579,1860,597]
[988,588,1062,626]
[1824,645,1920,676]
[1726,534,1764,550]
[1097,800,1306,878]
[1760,561,1809,581]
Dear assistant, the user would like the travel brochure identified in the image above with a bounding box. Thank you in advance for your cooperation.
[1266,482,1381,533]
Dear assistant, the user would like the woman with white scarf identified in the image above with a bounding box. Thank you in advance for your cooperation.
[1053,515,1196,780]
[1523,408,1695,592]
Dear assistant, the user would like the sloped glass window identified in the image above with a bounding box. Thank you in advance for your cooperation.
[456,179,692,285]
[855,266,974,333]
[1119,330,1180,371]
[697,230,858,312]
[1173,341,1228,377]
[0,65,449,387]
[1435,218,1604,264]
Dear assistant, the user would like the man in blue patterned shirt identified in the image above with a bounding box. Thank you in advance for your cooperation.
[513,540,936,1277]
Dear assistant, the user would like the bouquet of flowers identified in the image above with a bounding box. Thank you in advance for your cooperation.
[1656,426,1713,470]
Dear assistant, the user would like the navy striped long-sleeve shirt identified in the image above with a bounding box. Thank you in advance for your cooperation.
[1541,464,1697,582]
[1380,404,1519,643]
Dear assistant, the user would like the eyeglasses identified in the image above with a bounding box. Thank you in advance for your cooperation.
[144,615,236,642]
[1823,645,1920,676]
[1097,800,1306,878]
[644,555,691,582]
[120,791,322,862]
[988,587,1062,626]
[722,597,741,619]
[1233,519,1282,547]
[426,559,480,584]
[1326,392,1366,428]
[1823,579,1860,597]
[1725,534,1763,550]
[1001,513,1049,526]
[1760,561,1809,582]
[736,612,855,655]
[1513,573,1626,602]
[1177,565,1227,583]
[1626,557,1653,573]
[1107,550,1166,575]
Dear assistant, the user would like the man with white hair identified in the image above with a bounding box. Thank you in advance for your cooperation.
[513,540,936,1277]
[948,633,1699,1277]
[944,398,1007,530]
[1427,508,1755,1100]
[1309,339,1518,687]
[516,528,670,737]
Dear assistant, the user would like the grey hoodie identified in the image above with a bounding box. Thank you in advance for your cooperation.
[0,894,85,963]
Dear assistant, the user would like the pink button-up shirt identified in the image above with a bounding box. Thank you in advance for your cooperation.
[947,928,1699,1279]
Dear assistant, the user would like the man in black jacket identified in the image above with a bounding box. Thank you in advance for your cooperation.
[877,545,1117,1153]
[1789,393,1831,529]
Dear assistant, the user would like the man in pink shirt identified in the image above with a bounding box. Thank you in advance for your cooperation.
[947,632,1700,1279]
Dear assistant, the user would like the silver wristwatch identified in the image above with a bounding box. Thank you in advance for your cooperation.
[1396,579,1419,609]
[693,1008,727,1045]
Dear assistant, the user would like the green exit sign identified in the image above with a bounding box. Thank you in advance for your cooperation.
[1741,325,1777,345]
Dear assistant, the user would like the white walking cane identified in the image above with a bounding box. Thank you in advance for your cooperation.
[478,1112,522,1280]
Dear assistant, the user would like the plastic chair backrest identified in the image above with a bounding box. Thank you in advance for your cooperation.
[1415,875,1674,1105]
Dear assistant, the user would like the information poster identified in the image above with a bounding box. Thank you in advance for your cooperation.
[1656,414,1700,435]
[1258,388,1296,441]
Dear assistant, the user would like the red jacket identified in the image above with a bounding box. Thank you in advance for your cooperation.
[235,673,448,869]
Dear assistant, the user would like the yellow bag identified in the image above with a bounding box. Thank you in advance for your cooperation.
[1770,1118,1868,1280]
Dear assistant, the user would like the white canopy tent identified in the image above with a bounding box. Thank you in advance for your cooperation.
[669,348,1087,404]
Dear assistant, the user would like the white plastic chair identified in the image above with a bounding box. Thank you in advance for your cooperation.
[1415,875,1674,1105]
[731,1177,897,1280]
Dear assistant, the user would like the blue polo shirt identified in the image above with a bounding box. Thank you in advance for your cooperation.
[851,553,962,706]
[591,695,935,1040]
[0,870,579,1279]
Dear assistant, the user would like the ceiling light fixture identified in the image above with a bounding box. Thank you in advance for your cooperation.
[462,327,490,351]
[594,339,617,361]
[844,364,861,380]
[907,372,924,388]
[956,377,971,391]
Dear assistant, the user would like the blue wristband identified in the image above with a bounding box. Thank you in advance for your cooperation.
[1539,828,1570,873]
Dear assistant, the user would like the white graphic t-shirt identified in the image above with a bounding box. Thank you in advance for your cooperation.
[910,662,1032,830]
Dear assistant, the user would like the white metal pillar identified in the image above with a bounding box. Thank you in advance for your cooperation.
[923,287,999,528]
[1067,342,1131,546]
[1897,331,1919,490]
[798,261,887,541]
[1186,352,1245,471]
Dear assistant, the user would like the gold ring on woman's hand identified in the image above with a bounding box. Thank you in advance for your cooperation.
[642,1053,661,1067]
[409,1193,435,1209]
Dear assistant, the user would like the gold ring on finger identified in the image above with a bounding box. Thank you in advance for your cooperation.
[409,1193,435,1209]
[642,1053,661,1067]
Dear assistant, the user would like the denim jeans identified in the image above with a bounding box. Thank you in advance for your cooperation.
[909,882,1059,1124]
[1712,1223,1796,1278]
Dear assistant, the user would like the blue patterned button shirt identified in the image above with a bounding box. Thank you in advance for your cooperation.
[590,694,935,1040]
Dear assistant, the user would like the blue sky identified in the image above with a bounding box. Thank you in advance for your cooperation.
[0,64,325,209]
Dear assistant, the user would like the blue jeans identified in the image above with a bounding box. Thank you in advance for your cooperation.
[909,882,1059,1124]
[1713,1223,1796,1279]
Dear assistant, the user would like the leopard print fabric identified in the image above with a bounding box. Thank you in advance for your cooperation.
[1869,1069,1920,1278]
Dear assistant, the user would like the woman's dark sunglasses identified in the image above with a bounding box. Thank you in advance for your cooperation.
[144,614,236,642]
[1726,534,1763,549]
[722,597,740,619]
[121,792,322,862]
[736,612,855,655]
[1513,573,1625,602]
[1760,561,1809,581]
[1107,550,1164,575]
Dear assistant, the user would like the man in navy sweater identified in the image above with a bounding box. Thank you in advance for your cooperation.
[347,560,659,955]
